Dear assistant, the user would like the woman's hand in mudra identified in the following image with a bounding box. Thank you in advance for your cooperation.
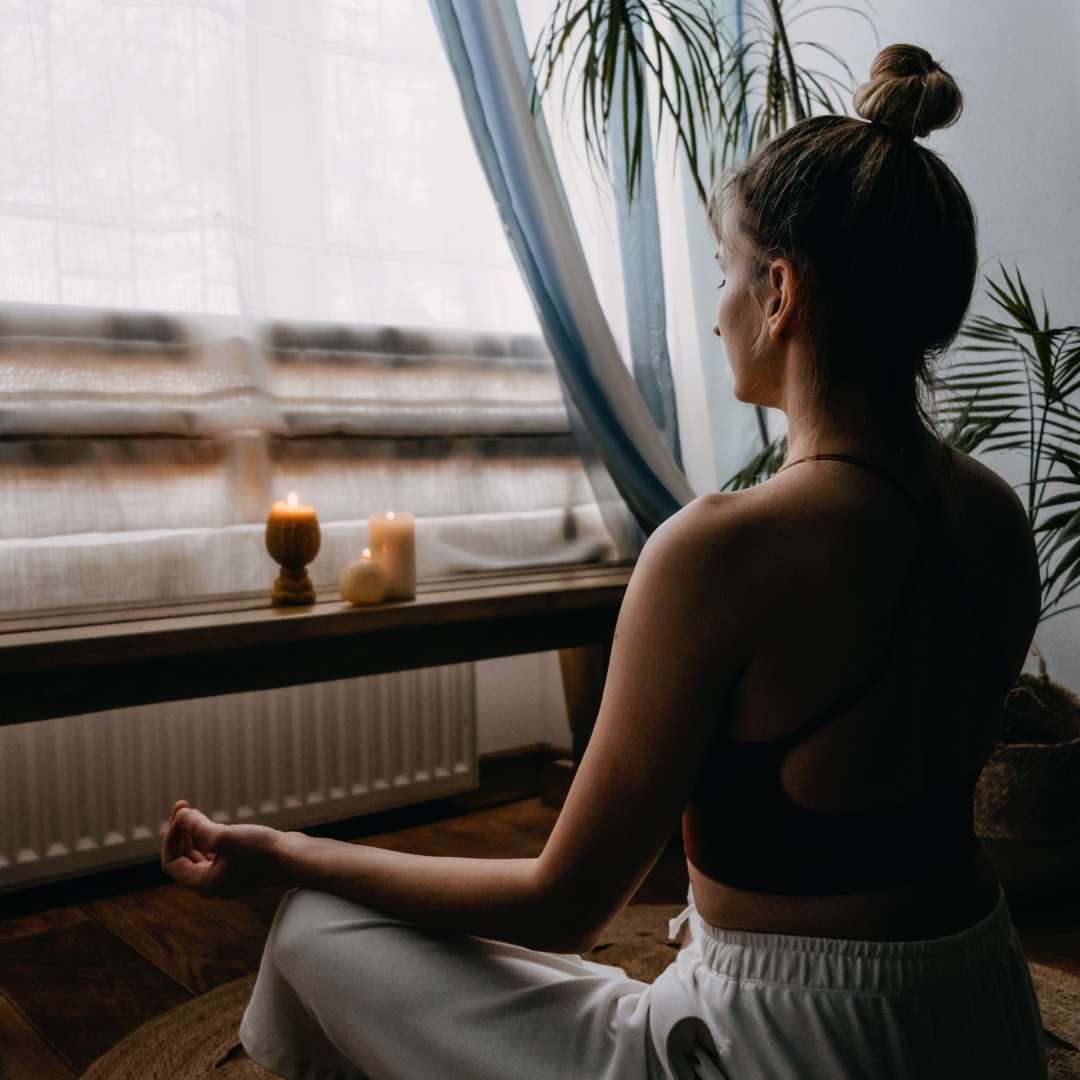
[161,800,286,899]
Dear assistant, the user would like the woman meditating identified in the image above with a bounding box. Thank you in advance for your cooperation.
[163,45,1047,1079]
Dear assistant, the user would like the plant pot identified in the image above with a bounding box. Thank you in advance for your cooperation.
[975,648,1080,904]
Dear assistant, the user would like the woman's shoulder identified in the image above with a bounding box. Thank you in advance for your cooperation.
[616,489,784,676]
[945,446,1030,529]
[629,484,801,617]
[634,445,1037,609]
[939,446,1041,637]
[940,449,1036,578]
[641,486,783,568]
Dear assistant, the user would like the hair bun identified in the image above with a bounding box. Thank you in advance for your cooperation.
[853,44,962,139]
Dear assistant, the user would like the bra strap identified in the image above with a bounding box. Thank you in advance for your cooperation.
[779,454,925,520]
[772,530,930,755]
[779,452,1015,696]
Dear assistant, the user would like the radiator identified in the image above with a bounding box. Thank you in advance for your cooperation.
[0,664,477,892]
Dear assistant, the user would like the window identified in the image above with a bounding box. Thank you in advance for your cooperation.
[0,0,614,613]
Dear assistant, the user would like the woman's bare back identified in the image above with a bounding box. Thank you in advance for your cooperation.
[683,442,1039,939]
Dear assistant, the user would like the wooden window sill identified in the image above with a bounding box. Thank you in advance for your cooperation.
[0,562,633,726]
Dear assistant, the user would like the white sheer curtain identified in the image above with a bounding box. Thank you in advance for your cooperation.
[0,0,539,330]
[0,0,616,613]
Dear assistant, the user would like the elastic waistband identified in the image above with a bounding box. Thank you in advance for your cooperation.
[695,891,1018,994]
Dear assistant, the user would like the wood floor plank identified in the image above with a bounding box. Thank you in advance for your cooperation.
[0,914,190,1074]
[358,797,560,859]
[0,991,75,1080]
[0,907,89,945]
[83,884,270,995]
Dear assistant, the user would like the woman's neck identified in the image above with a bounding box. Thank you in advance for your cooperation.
[781,379,933,468]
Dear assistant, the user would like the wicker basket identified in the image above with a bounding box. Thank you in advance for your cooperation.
[975,648,1080,903]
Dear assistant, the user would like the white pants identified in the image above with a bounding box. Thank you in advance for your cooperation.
[240,888,1046,1080]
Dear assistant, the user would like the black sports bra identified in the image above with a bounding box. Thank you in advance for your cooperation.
[682,454,1013,896]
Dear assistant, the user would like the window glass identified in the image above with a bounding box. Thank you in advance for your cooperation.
[0,0,538,332]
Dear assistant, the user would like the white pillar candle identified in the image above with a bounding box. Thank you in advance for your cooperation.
[368,511,416,600]
[339,549,388,606]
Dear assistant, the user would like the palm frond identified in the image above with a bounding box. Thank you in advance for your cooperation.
[533,1,744,203]
[723,434,788,490]
[532,0,869,203]
[944,265,1080,620]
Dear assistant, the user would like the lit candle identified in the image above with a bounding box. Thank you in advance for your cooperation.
[339,548,388,606]
[266,492,321,605]
[368,511,416,600]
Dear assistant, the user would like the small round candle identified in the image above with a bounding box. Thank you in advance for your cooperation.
[340,549,388,605]
[368,511,416,600]
[266,492,321,605]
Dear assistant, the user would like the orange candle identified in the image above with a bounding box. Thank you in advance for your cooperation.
[266,492,321,605]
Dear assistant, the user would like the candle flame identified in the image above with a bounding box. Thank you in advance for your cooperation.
[362,548,371,559]
[287,492,298,508]
[386,510,394,519]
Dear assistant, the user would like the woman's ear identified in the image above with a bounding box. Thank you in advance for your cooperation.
[764,259,799,341]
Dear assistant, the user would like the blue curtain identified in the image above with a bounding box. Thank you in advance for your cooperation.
[428,0,694,538]
[609,39,683,471]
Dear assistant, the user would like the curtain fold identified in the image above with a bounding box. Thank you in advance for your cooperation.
[609,40,683,472]
[428,0,695,535]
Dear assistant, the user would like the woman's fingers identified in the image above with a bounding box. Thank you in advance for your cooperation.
[162,801,194,860]
[168,860,218,895]
[161,803,223,881]
[162,813,285,899]
[162,814,193,865]
[174,807,223,852]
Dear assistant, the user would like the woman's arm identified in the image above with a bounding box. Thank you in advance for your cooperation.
[163,809,572,948]
[163,495,755,952]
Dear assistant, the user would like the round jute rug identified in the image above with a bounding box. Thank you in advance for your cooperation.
[82,904,1080,1080]
[1031,961,1080,1079]
[80,973,270,1080]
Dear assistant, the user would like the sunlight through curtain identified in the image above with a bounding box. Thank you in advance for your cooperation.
[0,0,618,612]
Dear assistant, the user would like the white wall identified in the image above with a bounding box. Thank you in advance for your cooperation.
[475,652,572,755]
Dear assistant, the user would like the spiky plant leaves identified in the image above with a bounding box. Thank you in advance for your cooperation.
[943,266,1080,620]
[722,434,788,490]
[532,0,866,204]
[533,1,742,203]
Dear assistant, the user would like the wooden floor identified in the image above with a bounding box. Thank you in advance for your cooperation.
[0,752,688,1080]
[2,754,1080,1078]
